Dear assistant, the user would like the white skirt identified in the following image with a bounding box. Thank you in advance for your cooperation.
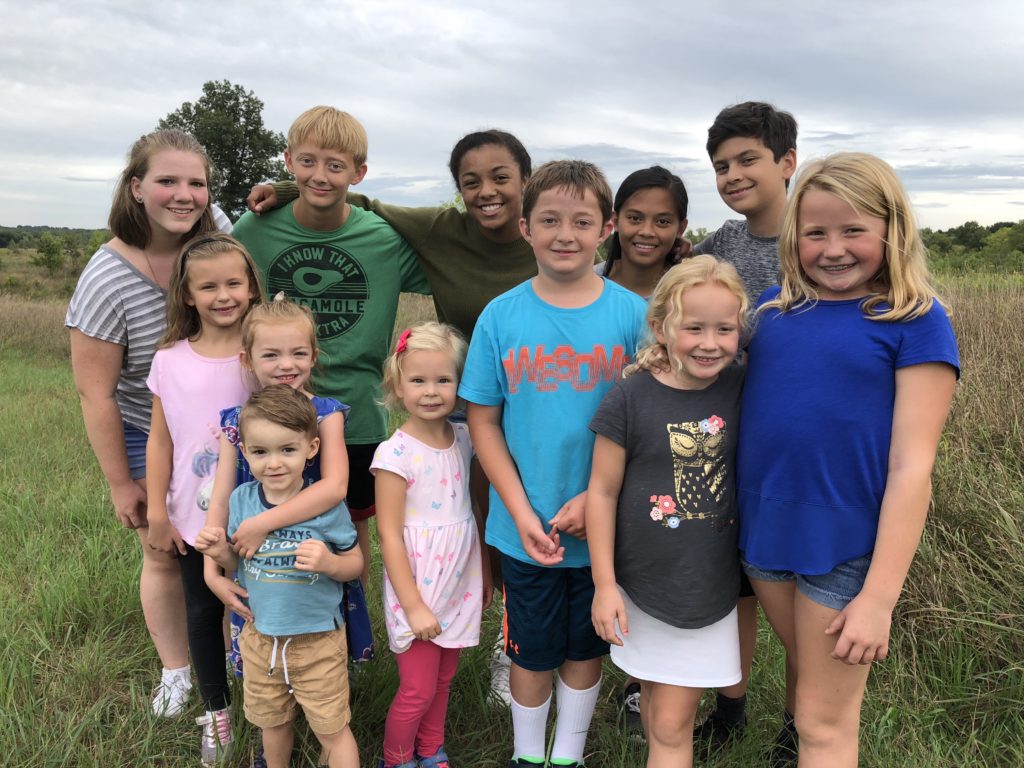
[609,588,741,688]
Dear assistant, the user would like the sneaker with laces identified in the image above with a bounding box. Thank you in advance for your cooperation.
[618,682,643,741]
[196,708,233,766]
[693,710,746,754]
[488,633,512,707]
[416,745,451,767]
[151,667,192,717]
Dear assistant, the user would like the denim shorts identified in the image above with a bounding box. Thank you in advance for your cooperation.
[742,555,872,611]
[123,422,148,480]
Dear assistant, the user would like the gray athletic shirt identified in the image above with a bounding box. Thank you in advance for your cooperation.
[694,219,779,306]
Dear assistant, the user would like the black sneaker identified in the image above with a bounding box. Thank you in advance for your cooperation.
[693,710,746,754]
[767,721,798,768]
[618,682,644,740]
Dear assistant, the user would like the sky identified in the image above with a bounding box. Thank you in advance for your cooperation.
[2,0,1023,232]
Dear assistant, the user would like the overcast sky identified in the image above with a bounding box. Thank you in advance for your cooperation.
[2,0,1022,232]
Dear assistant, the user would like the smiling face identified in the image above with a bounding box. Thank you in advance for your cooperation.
[395,349,459,424]
[240,417,319,502]
[244,320,317,392]
[131,149,209,240]
[613,186,687,271]
[521,187,613,283]
[184,250,256,336]
[655,282,741,390]
[458,143,527,242]
[711,136,795,219]
[797,189,887,301]
[285,143,367,214]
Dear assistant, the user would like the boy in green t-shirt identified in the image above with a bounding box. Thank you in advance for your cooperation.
[232,106,430,582]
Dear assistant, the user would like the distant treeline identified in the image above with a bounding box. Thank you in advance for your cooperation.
[3,220,1023,274]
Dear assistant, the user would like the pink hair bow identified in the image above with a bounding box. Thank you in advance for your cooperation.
[395,328,412,354]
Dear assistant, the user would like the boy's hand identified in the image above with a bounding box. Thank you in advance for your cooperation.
[231,517,270,560]
[147,514,186,556]
[293,539,333,574]
[548,491,587,540]
[407,603,442,641]
[826,591,893,665]
[592,585,628,646]
[669,235,694,264]
[204,570,253,622]
[516,515,565,566]
[246,183,277,214]
[195,526,229,558]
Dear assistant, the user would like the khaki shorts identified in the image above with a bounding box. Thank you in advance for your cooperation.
[240,623,351,734]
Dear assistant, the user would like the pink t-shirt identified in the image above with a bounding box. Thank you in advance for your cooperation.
[371,423,482,653]
[147,340,249,545]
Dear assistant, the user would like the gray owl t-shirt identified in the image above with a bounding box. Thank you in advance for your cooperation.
[589,366,744,629]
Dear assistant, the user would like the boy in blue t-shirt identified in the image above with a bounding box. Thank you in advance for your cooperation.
[460,160,647,768]
[197,386,363,768]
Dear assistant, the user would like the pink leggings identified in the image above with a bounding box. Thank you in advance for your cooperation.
[383,640,461,764]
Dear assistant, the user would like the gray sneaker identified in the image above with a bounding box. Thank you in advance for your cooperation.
[196,708,233,766]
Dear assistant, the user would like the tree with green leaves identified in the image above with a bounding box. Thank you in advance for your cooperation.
[158,80,287,220]
[31,233,64,276]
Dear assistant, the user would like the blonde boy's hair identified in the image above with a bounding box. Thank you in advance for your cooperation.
[160,233,265,348]
[239,384,318,442]
[287,106,368,166]
[771,152,944,321]
[521,160,613,223]
[380,321,467,411]
[626,255,748,378]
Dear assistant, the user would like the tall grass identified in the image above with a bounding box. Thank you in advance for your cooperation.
[0,280,1021,766]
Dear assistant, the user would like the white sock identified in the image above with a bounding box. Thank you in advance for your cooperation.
[550,674,601,764]
[511,692,551,763]
[162,665,191,682]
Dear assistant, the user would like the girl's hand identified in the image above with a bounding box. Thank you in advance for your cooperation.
[147,515,186,556]
[592,586,628,646]
[516,515,565,566]
[548,491,587,540]
[204,569,253,622]
[231,517,270,560]
[407,602,442,641]
[293,539,332,574]
[246,183,277,214]
[110,480,147,529]
[825,591,893,665]
[481,567,495,612]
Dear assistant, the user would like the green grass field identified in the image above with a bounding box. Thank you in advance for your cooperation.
[0,278,1021,767]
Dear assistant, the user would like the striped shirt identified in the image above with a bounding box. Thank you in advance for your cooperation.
[66,245,167,432]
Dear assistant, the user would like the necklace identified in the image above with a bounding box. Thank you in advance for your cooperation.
[140,248,160,286]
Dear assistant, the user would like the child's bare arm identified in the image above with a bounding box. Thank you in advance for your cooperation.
[827,362,956,664]
[195,526,239,571]
[232,410,348,558]
[586,435,628,645]
[145,396,186,555]
[205,433,239,531]
[201,554,252,620]
[468,403,564,565]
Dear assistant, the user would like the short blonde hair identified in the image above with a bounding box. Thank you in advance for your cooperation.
[380,322,467,411]
[626,255,748,378]
[287,106,368,166]
[772,152,944,322]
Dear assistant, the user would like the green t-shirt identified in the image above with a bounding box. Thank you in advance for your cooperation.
[272,182,538,340]
[233,204,430,444]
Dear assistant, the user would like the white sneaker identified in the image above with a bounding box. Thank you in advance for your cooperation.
[151,667,192,717]
[488,631,512,707]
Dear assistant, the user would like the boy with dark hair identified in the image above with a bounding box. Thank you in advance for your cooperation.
[232,106,430,581]
[197,385,363,768]
[690,101,798,765]
[696,101,798,307]
[460,160,647,768]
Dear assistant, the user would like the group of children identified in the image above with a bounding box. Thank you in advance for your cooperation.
[69,98,959,768]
